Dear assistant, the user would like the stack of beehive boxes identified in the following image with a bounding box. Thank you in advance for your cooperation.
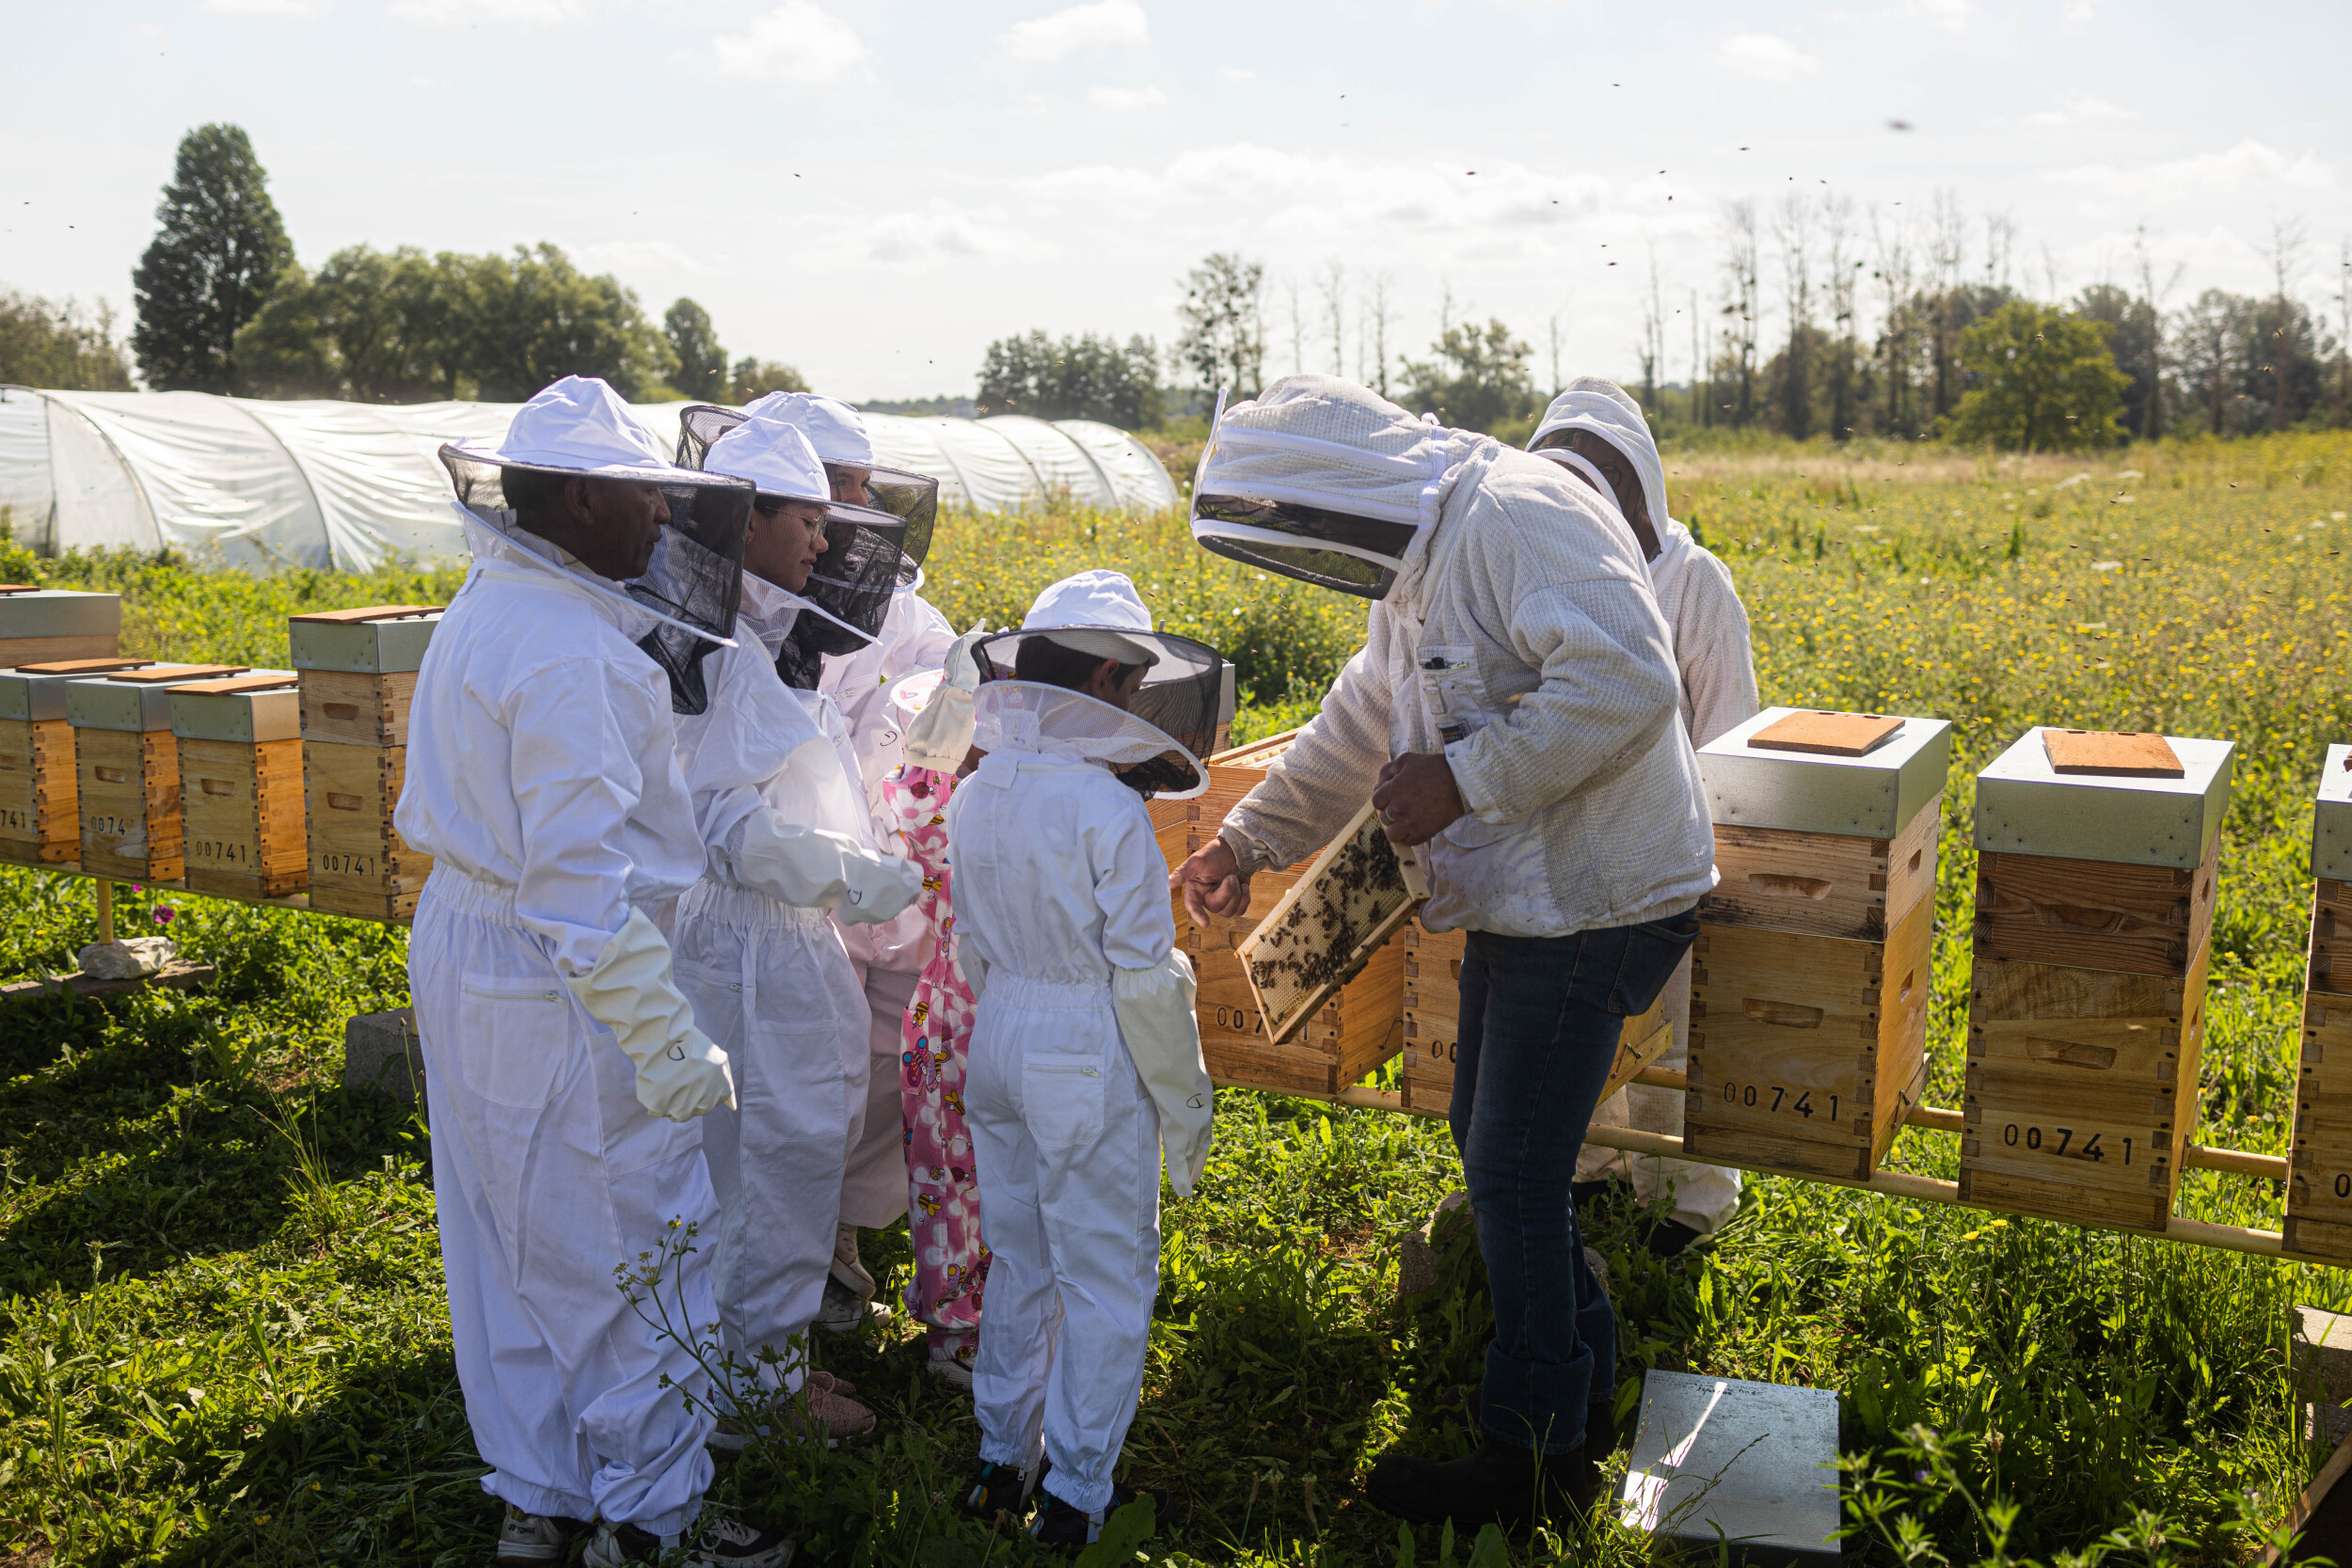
[291,606,439,921]
[65,664,252,882]
[169,673,307,899]
[1961,728,2233,1231]
[2283,746,2352,1259]
[0,658,150,867]
[1682,708,1951,1181]
[0,587,120,667]
[1150,733,1405,1096]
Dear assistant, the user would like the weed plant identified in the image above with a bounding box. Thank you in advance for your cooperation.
[0,435,2349,1563]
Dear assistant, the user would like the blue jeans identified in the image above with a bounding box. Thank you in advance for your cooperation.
[1448,909,1701,1455]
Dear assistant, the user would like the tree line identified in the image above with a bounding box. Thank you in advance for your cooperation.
[0,124,805,406]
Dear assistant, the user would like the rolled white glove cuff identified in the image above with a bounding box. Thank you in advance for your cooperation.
[565,908,735,1122]
[900,684,976,774]
[1112,950,1214,1196]
[729,810,921,926]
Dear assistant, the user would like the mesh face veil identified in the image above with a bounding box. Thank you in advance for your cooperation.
[970,628,1226,799]
[1188,376,1454,601]
[439,448,752,715]
[679,404,939,587]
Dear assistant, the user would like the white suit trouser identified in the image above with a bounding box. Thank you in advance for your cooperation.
[840,965,921,1230]
[409,872,716,1534]
[1573,950,1742,1234]
[967,974,1161,1515]
[675,879,870,1391]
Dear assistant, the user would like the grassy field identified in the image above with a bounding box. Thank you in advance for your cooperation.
[1,431,2350,1565]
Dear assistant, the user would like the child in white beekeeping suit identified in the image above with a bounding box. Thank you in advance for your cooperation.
[1527,376,1760,1255]
[946,570,1223,1547]
[398,376,793,1568]
[745,390,957,1337]
[658,408,925,1449]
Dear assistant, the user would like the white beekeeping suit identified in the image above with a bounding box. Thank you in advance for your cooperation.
[666,413,923,1433]
[948,574,1219,1541]
[749,391,960,1270]
[396,376,789,1564]
[1529,378,1757,1240]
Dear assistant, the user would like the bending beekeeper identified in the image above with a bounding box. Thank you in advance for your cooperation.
[1528,377,1757,1256]
[662,409,925,1449]
[398,376,794,1568]
[1168,375,1713,1528]
[947,572,1222,1547]
[747,390,957,1336]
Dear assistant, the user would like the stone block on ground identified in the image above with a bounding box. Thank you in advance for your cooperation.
[344,1007,423,1102]
[2296,1307,2352,1449]
[0,958,215,1005]
[1397,1189,1472,1300]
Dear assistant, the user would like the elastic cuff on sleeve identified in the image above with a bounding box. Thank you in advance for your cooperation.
[1216,825,1279,879]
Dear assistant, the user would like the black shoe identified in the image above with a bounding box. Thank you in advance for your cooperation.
[1639,1217,1703,1258]
[958,1457,1047,1519]
[1029,1483,1167,1550]
[1364,1438,1599,1528]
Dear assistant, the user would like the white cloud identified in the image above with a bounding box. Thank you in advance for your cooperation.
[1715,33,1818,83]
[389,0,574,24]
[2047,139,2334,207]
[1218,66,1256,84]
[998,0,1148,64]
[1088,85,1166,111]
[1911,0,1975,29]
[707,1,871,84]
[203,0,321,16]
[2025,95,2135,127]
[858,201,1051,266]
[576,239,703,276]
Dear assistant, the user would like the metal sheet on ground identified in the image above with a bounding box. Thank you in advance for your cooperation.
[1620,1370,1839,1566]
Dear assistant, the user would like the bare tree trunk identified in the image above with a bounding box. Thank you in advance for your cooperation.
[1316,258,1347,377]
[2338,239,2351,427]
[2133,225,2184,440]
[1362,270,1397,398]
[1773,190,1815,438]
[1721,199,1759,427]
[1546,310,1565,403]
[1691,287,1706,429]
[1823,192,1856,441]
[1871,203,1914,437]
[1282,277,1306,378]
[2271,218,2308,431]
[1640,245,1667,414]
[1930,189,1966,420]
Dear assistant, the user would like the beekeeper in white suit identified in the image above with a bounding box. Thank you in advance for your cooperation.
[1168,375,1712,1529]
[663,409,925,1449]
[1527,377,1757,1254]
[747,390,956,1332]
[946,570,1220,1548]
[399,375,794,1568]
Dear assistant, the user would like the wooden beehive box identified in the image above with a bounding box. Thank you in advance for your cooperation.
[291,606,439,922]
[1961,728,2235,1232]
[64,664,251,881]
[169,673,306,899]
[1400,922,1674,1116]
[0,587,120,667]
[0,659,151,866]
[289,605,439,747]
[2286,745,2352,1259]
[1152,732,1406,1095]
[1683,707,1952,1181]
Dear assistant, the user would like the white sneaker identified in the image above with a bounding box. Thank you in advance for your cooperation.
[587,1515,795,1568]
[496,1503,575,1563]
[829,1221,879,1298]
[818,1275,889,1335]
[927,1346,975,1390]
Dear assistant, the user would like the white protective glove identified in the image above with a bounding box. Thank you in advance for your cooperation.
[1111,950,1214,1196]
[565,907,736,1123]
[899,623,988,773]
[726,809,922,927]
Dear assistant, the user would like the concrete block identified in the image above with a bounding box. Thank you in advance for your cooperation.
[1620,1370,1839,1565]
[2296,1307,2352,1449]
[344,1007,422,1102]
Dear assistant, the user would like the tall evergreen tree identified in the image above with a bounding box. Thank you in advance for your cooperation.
[131,125,294,392]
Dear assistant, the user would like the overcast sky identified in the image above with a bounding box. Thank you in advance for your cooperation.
[5,0,2349,403]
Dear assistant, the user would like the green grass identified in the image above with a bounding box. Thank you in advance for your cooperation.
[2,434,2351,1563]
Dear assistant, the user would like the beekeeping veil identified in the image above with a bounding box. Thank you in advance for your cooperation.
[676,403,914,691]
[440,375,751,705]
[735,392,939,589]
[1526,377,1666,557]
[970,569,1224,800]
[1189,374,1457,600]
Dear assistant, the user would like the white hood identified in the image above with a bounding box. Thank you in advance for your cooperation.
[1527,377,1666,540]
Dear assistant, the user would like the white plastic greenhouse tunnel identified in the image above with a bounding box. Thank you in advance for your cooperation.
[0,388,1180,573]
